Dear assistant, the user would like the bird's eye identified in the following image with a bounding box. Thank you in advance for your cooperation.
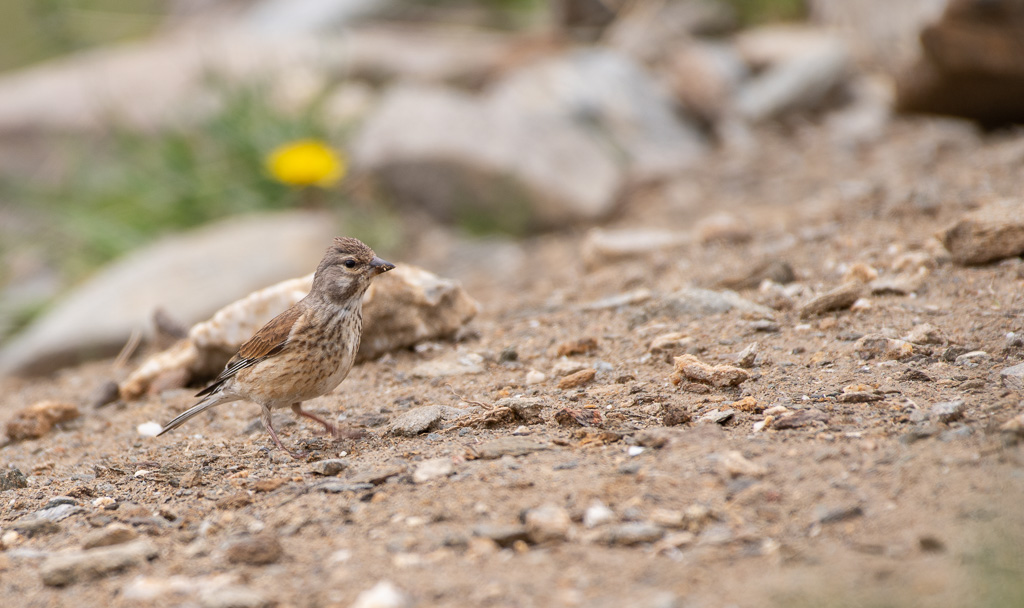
[344,259,357,269]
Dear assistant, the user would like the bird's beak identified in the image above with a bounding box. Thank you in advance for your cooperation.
[369,256,395,274]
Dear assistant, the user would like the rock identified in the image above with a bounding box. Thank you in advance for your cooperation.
[1001,363,1024,391]
[330,25,513,88]
[581,228,691,269]
[473,524,530,548]
[895,0,1024,126]
[0,468,28,491]
[717,260,796,291]
[634,428,672,448]
[556,338,599,357]
[494,397,545,425]
[412,458,454,484]
[583,501,615,528]
[798,282,864,318]
[524,369,547,385]
[524,504,572,543]
[351,83,622,233]
[837,390,884,403]
[1001,413,1024,437]
[931,400,966,424]
[698,409,736,425]
[580,288,654,311]
[735,342,760,368]
[199,584,271,608]
[695,212,752,244]
[941,199,1024,265]
[13,517,61,537]
[310,459,350,477]
[955,350,991,367]
[903,323,947,345]
[815,504,864,524]
[557,369,597,390]
[772,409,829,430]
[735,27,851,122]
[488,48,707,182]
[81,523,138,550]
[606,0,735,63]
[410,351,485,378]
[360,265,480,361]
[719,451,767,478]
[869,268,930,295]
[853,334,915,360]
[120,263,479,399]
[388,405,470,437]
[595,522,665,546]
[672,354,750,388]
[349,465,405,486]
[843,263,879,284]
[224,534,283,566]
[554,408,603,427]
[1,212,336,376]
[661,405,692,427]
[470,436,551,460]
[41,539,158,586]
[5,401,80,441]
[665,40,748,124]
[649,333,696,360]
[658,287,775,319]
[351,580,410,608]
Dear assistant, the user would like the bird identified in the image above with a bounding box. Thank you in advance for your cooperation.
[157,237,395,458]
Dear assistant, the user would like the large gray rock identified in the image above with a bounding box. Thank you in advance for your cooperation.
[351,84,623,232]
[488,49,708,182]
[0,212,337,376]
[734,26,851,122]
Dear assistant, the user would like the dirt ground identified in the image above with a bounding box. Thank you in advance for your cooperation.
[1,116,1023,608]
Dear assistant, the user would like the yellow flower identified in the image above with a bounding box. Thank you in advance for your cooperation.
[266,139,345,187]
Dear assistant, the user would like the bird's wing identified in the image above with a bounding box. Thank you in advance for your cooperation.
[195,304,304,398]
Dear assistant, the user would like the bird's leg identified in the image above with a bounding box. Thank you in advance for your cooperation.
[291,403,339,437]
[262,406,307,459]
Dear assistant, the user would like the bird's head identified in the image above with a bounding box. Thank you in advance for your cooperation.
[312,237,395,303]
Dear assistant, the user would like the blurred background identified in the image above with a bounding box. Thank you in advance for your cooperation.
[0,0,1021,375]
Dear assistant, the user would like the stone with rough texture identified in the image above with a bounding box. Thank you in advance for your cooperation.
[5,401,80,441]
[658,288,775,319]
[412,458,454,484]
[81,523,138,550]
[489,48,707,182]
[525,504,572,543]
[352,83,623,232]
[1,212,336,377]
[941,199,1024,265]
[854,334,916,360]
[798,282,864,318]
[0,468,28,491]
[471,436,551,460]
[224,534,283,566]
[672,355,750,388]
[1001,363,1024,391]
[388,406,471,437]
[119,263,478,399]
[41,539,158,587]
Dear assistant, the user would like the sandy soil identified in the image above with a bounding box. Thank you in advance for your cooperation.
[1,117,1023,608]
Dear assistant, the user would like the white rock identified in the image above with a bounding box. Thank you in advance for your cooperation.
[351,580,410,608]
[584,501,616,528]
[525,369,547,385]
[412,458,454,484]
[137,422,163,438]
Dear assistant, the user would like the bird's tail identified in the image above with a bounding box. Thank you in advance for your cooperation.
[157,391,240,437]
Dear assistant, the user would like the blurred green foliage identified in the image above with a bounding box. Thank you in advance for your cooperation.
[721,0,807,24]
[4,82,363,281]
[0,0,164,73]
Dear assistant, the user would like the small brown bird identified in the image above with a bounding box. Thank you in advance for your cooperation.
[158,237,394,458]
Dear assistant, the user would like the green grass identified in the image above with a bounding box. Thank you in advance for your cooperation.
[722,0,807,25]
[5,80,356,282]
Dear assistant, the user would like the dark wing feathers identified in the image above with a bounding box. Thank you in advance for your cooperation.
[194,305,304,398]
